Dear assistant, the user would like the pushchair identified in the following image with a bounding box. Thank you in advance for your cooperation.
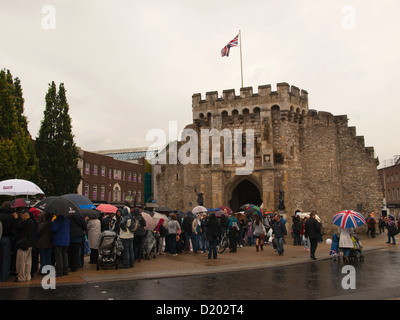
[348,233,364,262]
[143,230,157,260]
[96,230,122,270]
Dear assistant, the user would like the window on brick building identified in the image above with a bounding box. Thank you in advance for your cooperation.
[133,172,137,183]
[93,164,98,176]
[84,183,89,198]
[101,165,105,176]
[109,169,112,179]
[93,184,97,200]
[138,174,141,183]
[101,184,105,200]
[85,163,90,175]
[128,171,131,181]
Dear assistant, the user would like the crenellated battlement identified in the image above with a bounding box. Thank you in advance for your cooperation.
[192,83,308,120]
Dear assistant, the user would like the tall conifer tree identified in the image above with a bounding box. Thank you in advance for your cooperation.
[0,69,38,181]
[35,82,81,195]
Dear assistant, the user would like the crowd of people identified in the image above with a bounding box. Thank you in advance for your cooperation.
[0,200,399,283]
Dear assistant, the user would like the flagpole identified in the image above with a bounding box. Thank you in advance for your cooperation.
[239,29,243,88]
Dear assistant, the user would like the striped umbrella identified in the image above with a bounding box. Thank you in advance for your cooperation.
[332,210,366,228]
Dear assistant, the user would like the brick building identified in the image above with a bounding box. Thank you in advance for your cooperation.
[378,157,400,217]
[154,83,383,233]
[78,149,145,205]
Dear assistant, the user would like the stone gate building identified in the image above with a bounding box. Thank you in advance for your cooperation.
[154,83,382,231]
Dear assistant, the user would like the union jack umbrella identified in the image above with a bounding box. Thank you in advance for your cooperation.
[332,210,366,229]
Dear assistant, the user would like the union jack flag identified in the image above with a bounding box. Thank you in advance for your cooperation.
[221,33,239,57]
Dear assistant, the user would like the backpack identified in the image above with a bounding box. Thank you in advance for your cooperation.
[128,217,139,232]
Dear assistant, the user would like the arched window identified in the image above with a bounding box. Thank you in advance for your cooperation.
[222,110,228,125]
[243,108,250,121]
[232,109,239,121]
[254,107,261,121]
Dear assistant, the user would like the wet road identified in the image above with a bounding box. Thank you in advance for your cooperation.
[1,248,400,300]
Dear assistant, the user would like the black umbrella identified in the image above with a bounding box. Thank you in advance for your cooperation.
[62,194,96,209]
[35,196,81,216]
[155,206,173,213]
[80,208,100,219]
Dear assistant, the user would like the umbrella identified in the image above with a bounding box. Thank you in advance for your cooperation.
[141,211,156,230]
[62,194,96,209]
[34,196,80,216]
[80,208,100,219]
[96,203,118,213]
[239,203,256,210]
[333,210,366,229]
[0,179,44,196]
[244,204,263,215]
[265,211,274,217]
[155,206,173,213]
[217,206,233,214]
[153,211,168,224]
[234,212,246,220]
[11,198,34,208]
[299,212,321,222]
[192,206,208,214]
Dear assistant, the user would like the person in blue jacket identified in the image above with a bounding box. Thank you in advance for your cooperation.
[51,215,70,277]
[228,213,239,253]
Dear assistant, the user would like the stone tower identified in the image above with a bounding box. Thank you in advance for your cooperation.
[155,83,382,232]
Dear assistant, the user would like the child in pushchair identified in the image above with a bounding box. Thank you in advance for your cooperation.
[329,233,340,260]
[96,230,123,270]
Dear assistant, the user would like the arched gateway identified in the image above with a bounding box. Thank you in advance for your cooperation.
[225,176,262,212]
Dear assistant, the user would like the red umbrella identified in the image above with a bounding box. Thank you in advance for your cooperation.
[11,198,34,208]
[96,204,118,213]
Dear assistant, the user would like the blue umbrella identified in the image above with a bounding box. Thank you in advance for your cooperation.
[62,194,96,210]
[333,210,366,228]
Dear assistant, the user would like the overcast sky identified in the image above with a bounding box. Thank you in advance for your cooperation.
[1,0,399,166]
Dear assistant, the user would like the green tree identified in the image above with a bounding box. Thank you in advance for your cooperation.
[0,69,38,181]
[35,82,81,195]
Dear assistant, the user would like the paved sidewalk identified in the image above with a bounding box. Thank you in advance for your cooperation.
[0,233,393,288]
